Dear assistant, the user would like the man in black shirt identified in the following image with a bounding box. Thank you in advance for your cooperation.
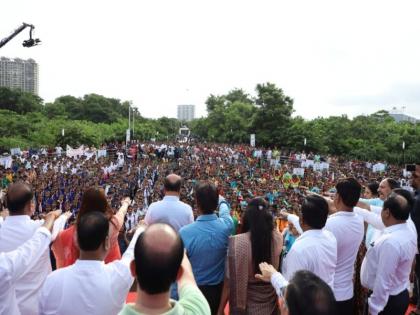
[409,163,420,315]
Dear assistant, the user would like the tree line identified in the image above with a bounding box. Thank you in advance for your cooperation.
[190,83,419,164]
[0,87,181,149]
[0,84,419,163]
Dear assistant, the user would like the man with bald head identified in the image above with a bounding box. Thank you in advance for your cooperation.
[0,182,69,315]
[361,193,417,315]
[119,223,210,315]
[145,174,193,231]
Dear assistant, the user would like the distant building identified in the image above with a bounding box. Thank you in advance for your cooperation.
[177,104,195,121]
[389,107,419,123]
[0,57,39,95]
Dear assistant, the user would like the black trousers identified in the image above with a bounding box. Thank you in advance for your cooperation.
[365,289,409,315]
[199,282,223,315]
[336,297,354,315]
[415,254,420,308]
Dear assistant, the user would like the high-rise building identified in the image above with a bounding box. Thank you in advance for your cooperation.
[389,107,419,124]
[0,57,39,95]
[177,104,195,121]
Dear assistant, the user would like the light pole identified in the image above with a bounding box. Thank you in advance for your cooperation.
[128,104,131,134]
[402,141,405,165]
[132,108,135,140]
[62,129,65,150]
[126,104,131,153]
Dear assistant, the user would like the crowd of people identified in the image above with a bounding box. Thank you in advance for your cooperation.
[0,141,419,315]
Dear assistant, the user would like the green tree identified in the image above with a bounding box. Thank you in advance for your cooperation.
[82,94,117,123]
[44,102,66,119]
[55,95,85,120]
[0,87,43,114]
[251,83,294,146]
[223,102,256,143]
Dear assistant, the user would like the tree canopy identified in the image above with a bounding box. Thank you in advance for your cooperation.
[0,87,181,149]
[190,83,419,163]
[0,85,418,164]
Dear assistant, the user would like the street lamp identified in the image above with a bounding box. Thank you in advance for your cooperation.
[402,141,405,165]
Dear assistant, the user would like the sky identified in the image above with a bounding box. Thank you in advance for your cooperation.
[1,0,420,120]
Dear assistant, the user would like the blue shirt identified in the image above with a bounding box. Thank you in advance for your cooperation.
[179,203,233,286]
[266,192,274,205]
[283,230,297,255]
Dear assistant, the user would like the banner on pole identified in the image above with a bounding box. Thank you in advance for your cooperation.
[250,134,255,147]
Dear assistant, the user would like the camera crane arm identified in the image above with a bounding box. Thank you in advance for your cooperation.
[0,23,40,49]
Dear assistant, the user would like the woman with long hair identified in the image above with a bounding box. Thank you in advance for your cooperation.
[218,197,283,315]
[52,187,130,268]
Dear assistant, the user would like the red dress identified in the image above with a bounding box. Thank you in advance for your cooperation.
[52,217,122,268]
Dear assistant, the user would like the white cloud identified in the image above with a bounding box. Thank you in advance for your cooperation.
[1,0,419,119]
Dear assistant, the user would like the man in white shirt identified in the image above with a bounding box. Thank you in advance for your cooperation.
[361,193,417,315]
[355,188,417,245]
[282,195,337,290]
[0,182,69,315]
[324,177,364,315]
[145,174,193,231]
[39,211,144,315]
[0,211,61,315]
[255,263,337,315]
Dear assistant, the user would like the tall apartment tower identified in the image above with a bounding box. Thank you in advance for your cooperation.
[0,57,39,95]
[177,104,195,121]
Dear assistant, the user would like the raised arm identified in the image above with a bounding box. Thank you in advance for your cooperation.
[120,223,146,266]
[0,211,60,293]
[51,211,72,241]
[218,201,233,229]
[354,207,385,230]
[177,252,211,315]
[114,197,131,227]
[279,211,303,235]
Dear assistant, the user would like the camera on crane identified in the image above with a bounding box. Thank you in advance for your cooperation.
[23,38,41,47]
[0,23,41,49]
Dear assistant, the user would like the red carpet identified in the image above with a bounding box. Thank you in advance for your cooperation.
[127,293,416,314]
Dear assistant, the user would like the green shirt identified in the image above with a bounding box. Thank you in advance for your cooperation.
[231,216,238,235]
[119,284,210,315]
[1,177,10,189]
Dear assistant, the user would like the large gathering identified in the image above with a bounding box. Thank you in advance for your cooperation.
[2,2,420,314]
[0,143,419,315]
